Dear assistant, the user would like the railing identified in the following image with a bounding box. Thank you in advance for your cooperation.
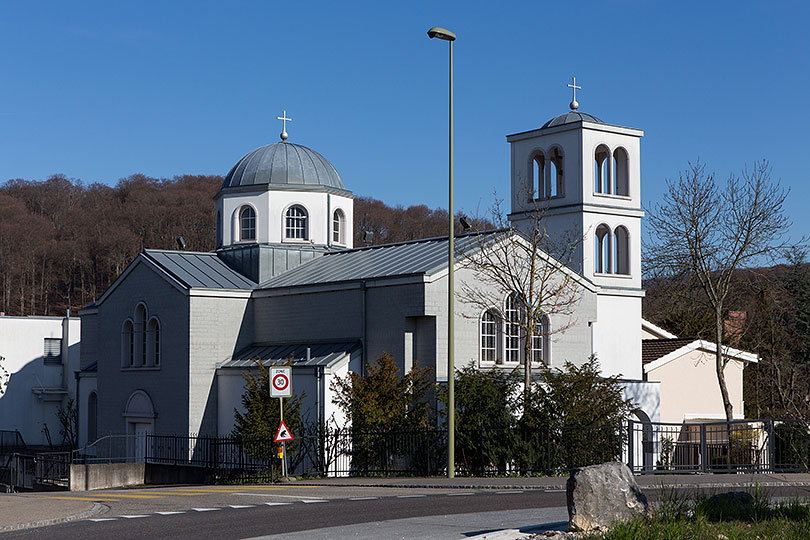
[69,419,810,481]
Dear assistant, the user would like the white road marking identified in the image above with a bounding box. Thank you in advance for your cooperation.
[545,489,566,493]
[301,499,328,504]
[265,502,292,506]
[90,518,117,522]
[397,495,426,498]
[349,497,379,501]
[447,492,475,496]
[192,508,220,512]
[155,511,186,515]
[229,505,256,509]
[120,515,149,519]
[496,490,524,494]
[233,493,326,499]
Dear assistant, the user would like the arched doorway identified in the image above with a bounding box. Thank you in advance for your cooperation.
[123,390,155,462]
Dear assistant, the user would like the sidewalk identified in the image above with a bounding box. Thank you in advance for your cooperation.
[0,494,106,532]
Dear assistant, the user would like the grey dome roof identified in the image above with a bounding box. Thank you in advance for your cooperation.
[223,142,346,191]
[541,111,603,129]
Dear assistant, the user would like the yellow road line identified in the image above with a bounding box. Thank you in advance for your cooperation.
[86,494,161,499]
[34,496,123,502]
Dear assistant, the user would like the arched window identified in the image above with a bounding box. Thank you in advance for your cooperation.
[147,317,161,367]
[613,147,629,196]
[595,224,612,274]
[594,145,611,194]
[549,147,564,198]
[614,226,630,275]
[121,319,134,367]
[481,309,499,363]
[135,304,147,367]
[504,295,522,364]
[530,151,546,200]
[216,210,223,247]
[87,392,98,443]
[532,315,551,365]
[239,206,256,241]
[332,209,345,245]
[285,205,308,240]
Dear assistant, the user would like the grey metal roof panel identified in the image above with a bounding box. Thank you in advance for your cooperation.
[143,250,256,290]
[258,231,499,289]
[222,142,346,190]
[541,111,603,129]
[221,341,360,369]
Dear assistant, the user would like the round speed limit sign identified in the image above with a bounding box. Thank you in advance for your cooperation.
[270,367,292,397]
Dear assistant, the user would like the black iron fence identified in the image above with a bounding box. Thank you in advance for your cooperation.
[626,419,810,474]
[67,419,810,482]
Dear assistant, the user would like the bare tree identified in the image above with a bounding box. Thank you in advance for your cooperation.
[457,195,584,409]
[645,160,795,422]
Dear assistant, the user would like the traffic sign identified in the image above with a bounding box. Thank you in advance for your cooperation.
[274,420,294,442]
[270,366,292,397]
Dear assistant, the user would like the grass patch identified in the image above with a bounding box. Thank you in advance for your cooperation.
[583,487,810,540]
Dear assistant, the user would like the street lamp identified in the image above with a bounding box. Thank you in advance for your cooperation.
[427,25,456,479]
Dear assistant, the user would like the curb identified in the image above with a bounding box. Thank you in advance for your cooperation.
[0,502,109,532]
[298,481,810,491]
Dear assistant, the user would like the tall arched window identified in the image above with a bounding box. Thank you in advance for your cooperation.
[613,147,629,196]
[239,206,256,241]
[595,224,612,274]
[594,145,611,194]
[147,317,161,367]
[549,147,564,198]
[121,319,134,367]
[481,309,499,363]
[285,205,308,240]
[135,304,147,367]
[504,295,522,364]
[332,209,345,245]
[532,315,550,365]
[216,210,223,247]
[614,226,630,275]
[530,151,546,200]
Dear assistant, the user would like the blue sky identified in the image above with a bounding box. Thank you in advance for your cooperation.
[1,1,808,239]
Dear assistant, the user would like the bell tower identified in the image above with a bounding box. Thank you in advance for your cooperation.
[506,78,645,378]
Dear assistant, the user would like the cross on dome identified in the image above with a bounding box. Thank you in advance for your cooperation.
[277,110,293,141]
[567,77,581,111]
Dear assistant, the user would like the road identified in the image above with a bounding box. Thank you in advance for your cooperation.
[2,483,809,539]
[0,485,568,539]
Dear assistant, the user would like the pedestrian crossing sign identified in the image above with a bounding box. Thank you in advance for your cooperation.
[274,421,294,442]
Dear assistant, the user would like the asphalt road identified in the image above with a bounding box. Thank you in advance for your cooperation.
[3,483,809,539]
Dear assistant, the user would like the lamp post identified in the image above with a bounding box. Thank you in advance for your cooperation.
[427,25,456,479]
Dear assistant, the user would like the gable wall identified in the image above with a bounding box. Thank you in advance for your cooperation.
[93,262,190,436]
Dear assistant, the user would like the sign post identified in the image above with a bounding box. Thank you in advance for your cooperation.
[270,366,292,478]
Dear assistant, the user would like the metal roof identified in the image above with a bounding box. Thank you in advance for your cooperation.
[222,142,346,191]
[143,250,256,290]
[541,111,603,129]
[220,341,360,369]
[258,231,501,289]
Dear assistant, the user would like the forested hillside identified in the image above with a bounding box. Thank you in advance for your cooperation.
[0,175,488,316]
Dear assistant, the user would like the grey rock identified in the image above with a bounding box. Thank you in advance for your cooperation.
[566,461,649,532]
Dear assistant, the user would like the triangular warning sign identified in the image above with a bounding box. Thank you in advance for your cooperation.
[274,421,294,442]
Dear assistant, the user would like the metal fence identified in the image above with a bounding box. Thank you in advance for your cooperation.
[65,419,810,483]
[626,419,810,474]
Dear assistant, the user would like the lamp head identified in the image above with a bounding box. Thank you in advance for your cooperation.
[427,27,456,41]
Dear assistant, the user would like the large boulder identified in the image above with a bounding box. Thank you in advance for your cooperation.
[566,462,649,532]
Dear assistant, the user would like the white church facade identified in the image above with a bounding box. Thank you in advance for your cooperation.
[70,98,753,448]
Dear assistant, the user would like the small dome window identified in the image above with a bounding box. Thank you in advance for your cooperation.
[239,206,256,241]
[285,205,309,240]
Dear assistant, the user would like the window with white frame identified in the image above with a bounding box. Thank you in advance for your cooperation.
[332,209,345,245]
[239,206,256,241]
[43,338,61,364]
[285,205,308,240]
[480,296,550,367]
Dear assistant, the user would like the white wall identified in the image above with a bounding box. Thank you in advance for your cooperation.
[0,315,80,446]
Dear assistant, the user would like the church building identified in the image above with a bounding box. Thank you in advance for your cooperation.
[76,94,722,449]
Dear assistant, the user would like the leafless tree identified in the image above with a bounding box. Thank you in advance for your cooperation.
[645,160,795,422]
[457,195,584,409]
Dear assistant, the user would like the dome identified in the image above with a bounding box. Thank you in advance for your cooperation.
[541,111,603,129]
[222,142,346,191]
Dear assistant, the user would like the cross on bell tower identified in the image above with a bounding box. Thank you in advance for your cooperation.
[567,77,581,111]
[277,110,293,141]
